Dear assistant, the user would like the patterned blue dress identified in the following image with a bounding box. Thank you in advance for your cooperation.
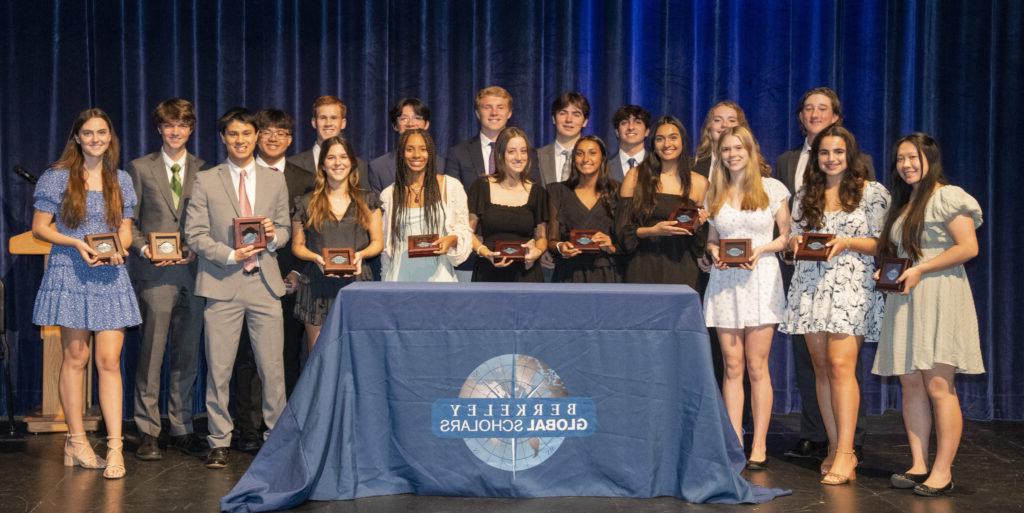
[32,168,142,330]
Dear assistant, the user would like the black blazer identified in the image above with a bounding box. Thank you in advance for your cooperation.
[276,161,315,277]
[445,136,540,191]
[693,155,712,178]
[775,145,876,196]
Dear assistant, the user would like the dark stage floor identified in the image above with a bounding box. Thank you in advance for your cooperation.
[0,413,1021,513]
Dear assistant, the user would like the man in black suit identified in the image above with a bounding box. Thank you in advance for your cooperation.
[288,95,369,189]
[229,109,313,453]
[368,98,445,194]
[445,85,539,192]
[776,86,874,461]
[605,105,651,183]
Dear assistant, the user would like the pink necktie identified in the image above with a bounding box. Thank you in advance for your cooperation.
[238,169,258,272]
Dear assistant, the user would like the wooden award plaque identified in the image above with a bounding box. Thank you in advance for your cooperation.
[876,257,911,293]
[568,229,601,253]
[85,233,123,262]
[148,232,183,261]
[795,233,834,262]
[322,248,357,275]
[719,238,752,267]
[233,216,267,249]
[408,234,439,257]
[668,206,700,233]
[493,240,528,261]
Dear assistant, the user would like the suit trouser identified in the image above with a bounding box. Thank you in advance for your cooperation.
[793,332,868,446]
[133,281,205,437]
[203,274,286,448]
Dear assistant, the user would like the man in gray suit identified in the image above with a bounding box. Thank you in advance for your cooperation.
[368,98,445,194]
[288,95,369,189]
[606,105,651,183]
[185,108,291,469]
[127,98,207,460]
[775,87,873,462]
[536,91,590,187]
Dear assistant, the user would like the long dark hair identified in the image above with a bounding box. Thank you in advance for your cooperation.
[307,135,372,231]
[628,115,691,220]
[51,108,123,230]
[391,128,443,247]
[796,124,868,230]
[564,135,618,216]
[492,126,534,187]
[878,133,949,260]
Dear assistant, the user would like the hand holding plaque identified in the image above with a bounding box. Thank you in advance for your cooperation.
[875,257,911,293]
[717,238,752,268]
[85,233,124,263]
[794,232,834,262]
[668,206,700,233]
[233,216,267,249]
[148,232,183,262]
[322,248,357,276]
[407,234,439,257]
[568,229,601,253]
[493,240,529,261]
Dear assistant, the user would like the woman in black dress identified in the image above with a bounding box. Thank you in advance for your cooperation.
[292,135,383,349]
[547,135,621,283]
[616,115,709,287]
[469,126,548,282]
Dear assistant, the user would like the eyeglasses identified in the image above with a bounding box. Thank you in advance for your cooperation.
[397,116,425,124]
[260,130,292,139]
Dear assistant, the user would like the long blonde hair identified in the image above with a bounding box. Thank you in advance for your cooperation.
[694,101,749,161]
[707,126,769,216]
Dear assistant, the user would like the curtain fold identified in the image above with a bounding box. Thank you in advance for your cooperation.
[1,0,1020,420]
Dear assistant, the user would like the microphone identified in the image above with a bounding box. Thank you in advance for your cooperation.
[13,165,37,185]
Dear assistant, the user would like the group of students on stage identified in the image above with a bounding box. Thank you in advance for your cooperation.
[30,85,982,498]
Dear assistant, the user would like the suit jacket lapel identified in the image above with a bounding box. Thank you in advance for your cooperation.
[179,154,201,216]
[471,137,486,176]
[148,153,178,216]
[217,165,243,217]
[253,165,271,215]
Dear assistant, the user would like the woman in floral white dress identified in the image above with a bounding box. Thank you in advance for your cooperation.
[704,126,790,469]
[780,125,890,485]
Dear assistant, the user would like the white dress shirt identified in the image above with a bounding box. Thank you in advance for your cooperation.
[225,159,277,263]
[554,141,572,182]
[479,132,496,173]
[619,148,646,173]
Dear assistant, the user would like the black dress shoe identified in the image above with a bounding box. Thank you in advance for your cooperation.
[234,431,263,454]
[784,439,821,459]
[205,447,229,469]
[170,433,208,458]
[135,434,162,461]
[891,471,928,489]
[745,457,769,470]
[914,480,954,497]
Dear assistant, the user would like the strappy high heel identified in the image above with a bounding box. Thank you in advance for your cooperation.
[103,437,126,479]
[821,450,858,485]
[63,433,106,469]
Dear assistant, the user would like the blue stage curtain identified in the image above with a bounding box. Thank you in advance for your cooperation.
[1,0,1020,420]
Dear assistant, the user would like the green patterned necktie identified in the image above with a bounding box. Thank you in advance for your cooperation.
[170,163,183,208]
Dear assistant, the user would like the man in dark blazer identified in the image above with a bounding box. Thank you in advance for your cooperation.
[776,87,873,461]
[368,98,445,194]
[185,108,291,469]
[536,91,590,187]
[288,95,369,189]
[127,98,208,460]
[605,105,651,183]
[445,85,539,192]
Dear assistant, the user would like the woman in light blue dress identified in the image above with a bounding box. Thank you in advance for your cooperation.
[380,129,471,281]
[31,108,140,479]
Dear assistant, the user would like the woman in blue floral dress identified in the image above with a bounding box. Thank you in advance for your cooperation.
[31,108,140,479]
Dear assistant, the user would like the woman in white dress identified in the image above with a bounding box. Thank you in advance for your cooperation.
[780,125,890,485]
[704,126,790,469]
[380,129,472,281]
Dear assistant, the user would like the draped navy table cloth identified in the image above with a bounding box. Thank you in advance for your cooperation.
[221,282,788,512]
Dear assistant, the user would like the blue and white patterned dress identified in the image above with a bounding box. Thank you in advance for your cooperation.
[32,168,141,330]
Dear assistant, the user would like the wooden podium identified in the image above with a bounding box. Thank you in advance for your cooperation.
[8,231,99,433]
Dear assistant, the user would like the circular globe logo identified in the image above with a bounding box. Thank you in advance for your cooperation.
[457,354,568,472]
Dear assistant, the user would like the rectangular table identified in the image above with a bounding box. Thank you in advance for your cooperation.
[222,283,786,512]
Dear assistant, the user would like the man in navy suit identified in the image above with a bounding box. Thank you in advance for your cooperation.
[368,98,445,194]
[605,105,651,183]
[445,85,538,192]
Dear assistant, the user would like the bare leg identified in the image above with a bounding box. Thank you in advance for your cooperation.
[922,364,961,487]
[717,328,746,446]
[59,328,92,435]
[898,371,931,475]
[825,333,862,478]
[93,329,125,439]
[805,331,836,471]
[305,323,322,354]
[744,324,775,462]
